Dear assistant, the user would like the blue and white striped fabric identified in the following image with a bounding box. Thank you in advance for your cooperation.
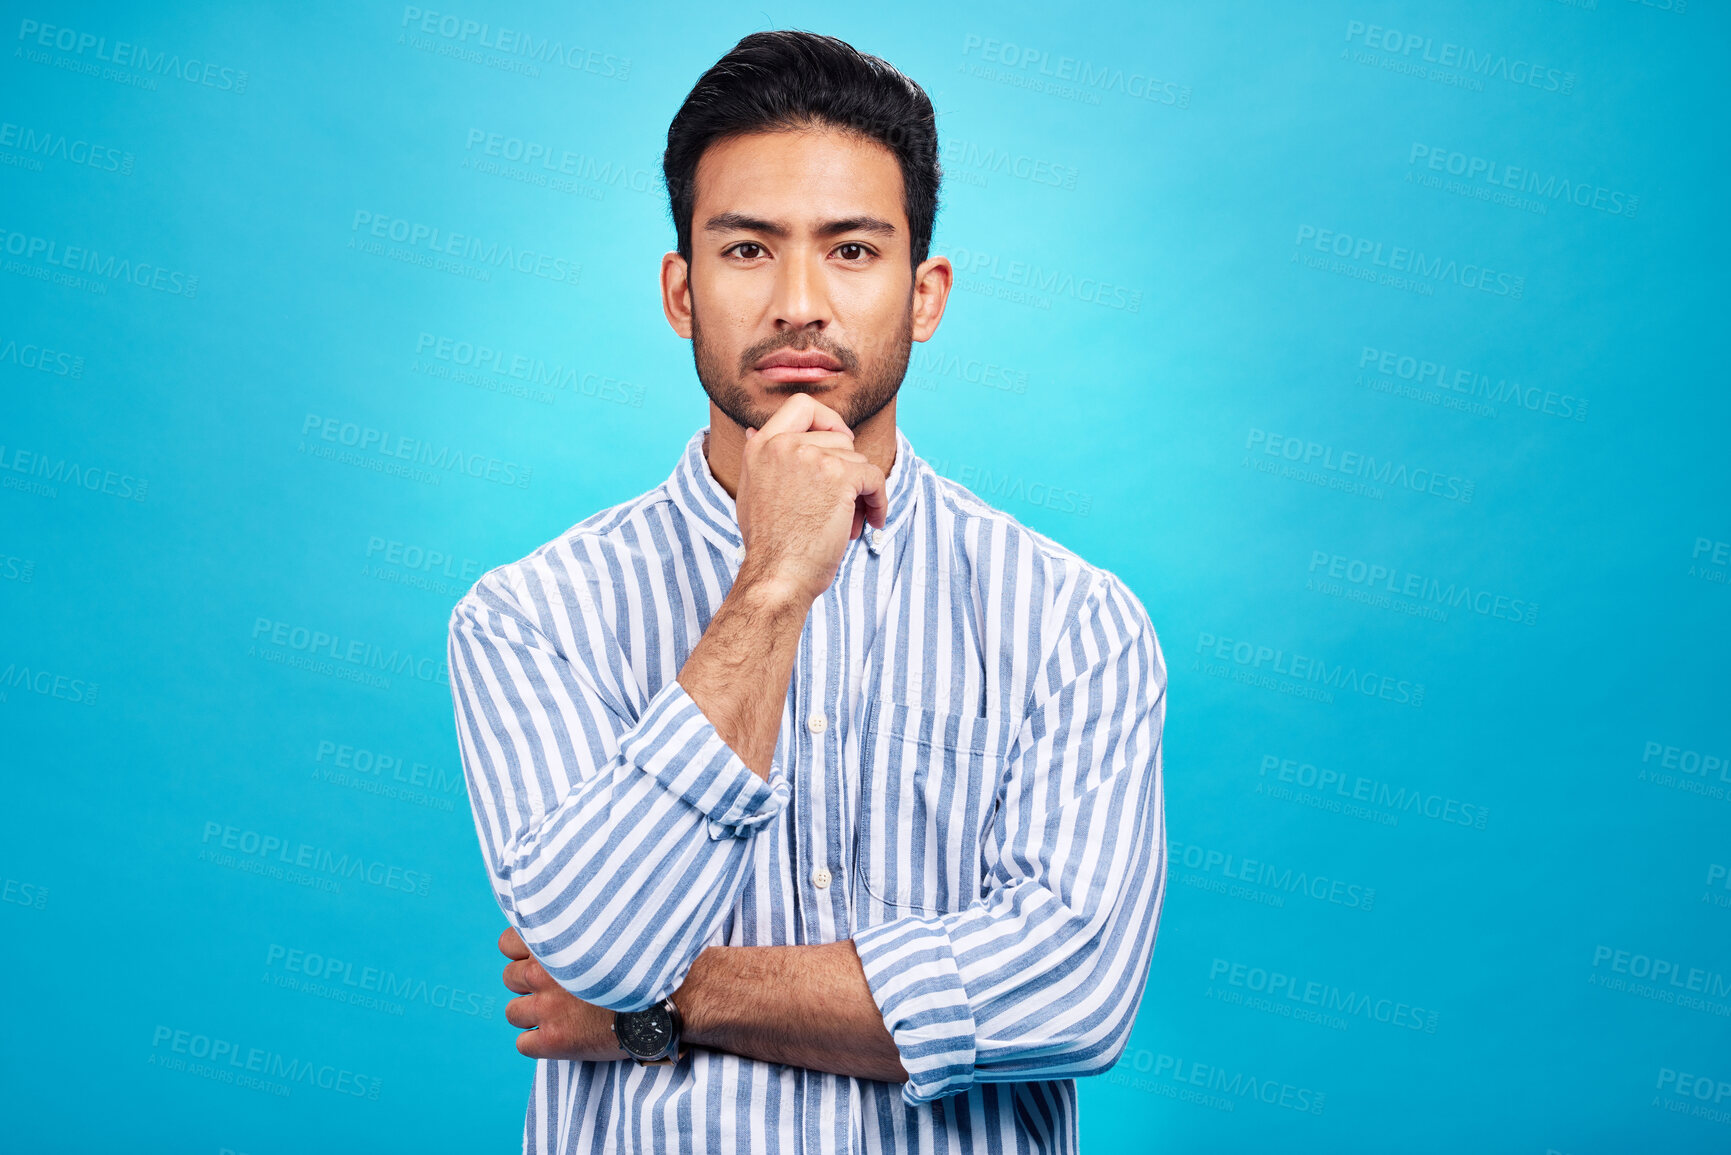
[448,424,1168,1154]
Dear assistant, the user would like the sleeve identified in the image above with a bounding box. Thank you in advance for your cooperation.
[851,574,1168,1104]
[448,566,790,1011]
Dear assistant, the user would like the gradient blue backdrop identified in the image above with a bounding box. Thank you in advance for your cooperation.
[2,1,1727,1151]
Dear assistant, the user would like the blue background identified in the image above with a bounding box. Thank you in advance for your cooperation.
[3,1,1727,1151]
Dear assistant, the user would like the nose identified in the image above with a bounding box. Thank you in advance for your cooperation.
[770,246,830,334]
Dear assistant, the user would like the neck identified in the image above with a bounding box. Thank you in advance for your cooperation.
[704,397,898,500]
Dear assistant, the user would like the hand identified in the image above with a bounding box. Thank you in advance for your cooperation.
[736,393,889,604]
[499,927,629,1062]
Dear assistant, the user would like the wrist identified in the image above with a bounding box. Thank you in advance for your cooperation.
[730,561,813,616]
[674,948,728,1050]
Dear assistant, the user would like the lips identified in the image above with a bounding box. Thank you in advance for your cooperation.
[755,349,843,383]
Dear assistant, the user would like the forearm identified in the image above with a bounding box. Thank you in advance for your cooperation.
[677,565,811,777]
[678,941,907,1083]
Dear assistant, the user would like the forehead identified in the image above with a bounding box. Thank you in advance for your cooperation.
[693,127,906,231]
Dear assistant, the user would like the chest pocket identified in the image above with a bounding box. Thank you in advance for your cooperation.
[853,698,1016,916]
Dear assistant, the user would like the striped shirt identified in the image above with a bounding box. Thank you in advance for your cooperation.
[448,424,1168,1154]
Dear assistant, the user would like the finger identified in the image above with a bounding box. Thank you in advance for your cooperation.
[499,926,529,960]
[851,503,865,541]
[506,994,542,1030]
[759,392,852,439]
[503,959,536,994]
[845,461,889,529]
[508,956,559,994]
[516,1028,550,1060]
[778,430,857,453]
[797,395,852,434]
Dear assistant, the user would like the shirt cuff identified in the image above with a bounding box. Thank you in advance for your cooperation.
[853,915,978,1104]
[616,678,789,839]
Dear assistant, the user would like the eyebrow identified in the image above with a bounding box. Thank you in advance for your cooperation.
[702,212,899,239]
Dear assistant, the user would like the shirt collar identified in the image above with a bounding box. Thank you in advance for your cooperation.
[667,423,922,559]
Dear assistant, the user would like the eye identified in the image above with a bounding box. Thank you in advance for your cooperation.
[728,242,766,260]
[835,243,872,262]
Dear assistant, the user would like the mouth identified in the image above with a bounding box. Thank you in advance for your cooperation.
[754,350,844,384]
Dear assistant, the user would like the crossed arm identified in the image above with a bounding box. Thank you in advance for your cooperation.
[499,927,906,1081]
[448,554,1167,1102]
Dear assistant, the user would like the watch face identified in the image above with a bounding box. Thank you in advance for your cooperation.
[617,1007,672,1057]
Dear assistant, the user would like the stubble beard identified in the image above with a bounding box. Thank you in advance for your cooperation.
[691,292,912,432]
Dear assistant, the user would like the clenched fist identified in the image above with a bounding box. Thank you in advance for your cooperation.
[735,393,888,605]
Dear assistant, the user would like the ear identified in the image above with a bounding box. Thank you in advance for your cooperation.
[661,251,693,338]
[910,254,953,342]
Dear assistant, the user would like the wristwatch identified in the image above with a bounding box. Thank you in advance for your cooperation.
[611,997,684,1064]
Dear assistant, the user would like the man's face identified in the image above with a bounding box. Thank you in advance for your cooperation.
[667,125,930,431]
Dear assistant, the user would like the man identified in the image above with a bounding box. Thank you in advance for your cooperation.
[447,29,1167,1154]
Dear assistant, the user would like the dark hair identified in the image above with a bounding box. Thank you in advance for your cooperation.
[663,30,941,269]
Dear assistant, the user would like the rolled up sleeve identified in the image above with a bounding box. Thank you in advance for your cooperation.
[854,574,1168,1104]
[618,676,789,839]
[450,568,789,1011]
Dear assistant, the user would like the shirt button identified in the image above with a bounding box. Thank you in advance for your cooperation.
[811,867,832,889]
[871,529,885,549]
[806,714,827,734]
